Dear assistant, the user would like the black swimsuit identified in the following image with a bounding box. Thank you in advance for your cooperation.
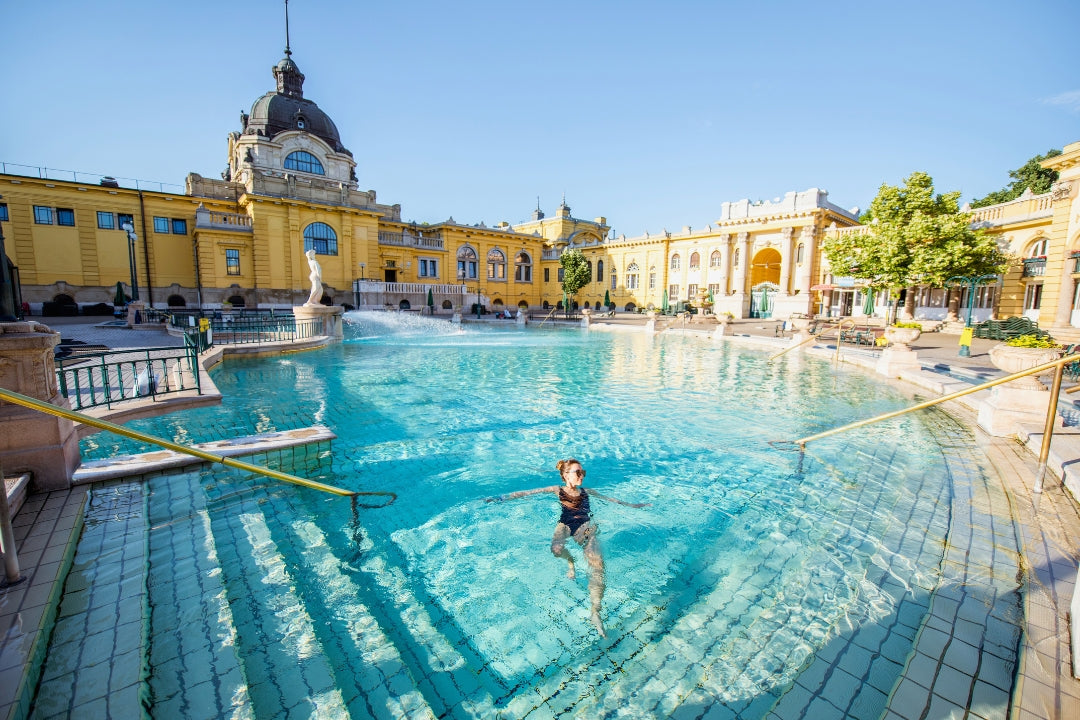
[559,488,592,534]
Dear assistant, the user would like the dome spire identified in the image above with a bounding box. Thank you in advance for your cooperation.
[284,0,292,57]
[273,0,304,98]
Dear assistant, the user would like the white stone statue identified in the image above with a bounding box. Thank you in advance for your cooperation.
[304,249,323,306]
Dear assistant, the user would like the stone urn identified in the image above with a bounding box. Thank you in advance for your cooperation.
[884,326,922,349]
[789,317,812,332]
[988,343,1062,390]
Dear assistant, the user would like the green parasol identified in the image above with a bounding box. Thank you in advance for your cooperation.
[661,289,669,314]
[758,287,769,314]
[427,288,434,308]
[862,288,875,316]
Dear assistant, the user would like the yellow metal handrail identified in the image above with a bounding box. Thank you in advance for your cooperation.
[794,352,1080,493]
[0,387,394,501]
[768,319,851,363]
[537,305,560,328]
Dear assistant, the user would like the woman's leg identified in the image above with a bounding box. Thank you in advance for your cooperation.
[576,524,607,637]
[551,523,575,579]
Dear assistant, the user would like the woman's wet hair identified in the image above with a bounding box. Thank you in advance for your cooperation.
[556,458,586,478]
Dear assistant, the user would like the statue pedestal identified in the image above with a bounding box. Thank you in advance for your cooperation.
[581,309,592,328]
[126,300,146,328]
[451,309,462,324]
[0,322,80,491]
[293,305,344,341]
[876,346,920,377]
[516,311,526,325]
[978,387,1058,437]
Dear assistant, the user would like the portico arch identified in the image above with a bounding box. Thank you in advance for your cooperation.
[750,248,782,287]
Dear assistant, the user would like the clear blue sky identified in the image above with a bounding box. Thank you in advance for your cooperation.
[3,0,1077,237]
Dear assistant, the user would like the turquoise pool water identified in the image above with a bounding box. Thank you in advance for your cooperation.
[60,314,1021,718]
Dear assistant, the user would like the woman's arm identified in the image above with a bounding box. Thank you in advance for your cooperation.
[485,485,559,502]
[590,491,650,509]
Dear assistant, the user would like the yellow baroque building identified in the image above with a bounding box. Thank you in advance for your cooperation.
[2,43,1077,332]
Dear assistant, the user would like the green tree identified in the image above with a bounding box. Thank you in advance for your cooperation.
[560,249,592,312]
[970,149,1061,207]
[823,171,1007,319]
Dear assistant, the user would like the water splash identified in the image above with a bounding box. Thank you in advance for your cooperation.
[343,310,464,339]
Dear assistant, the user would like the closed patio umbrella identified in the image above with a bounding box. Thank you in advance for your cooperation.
[758,287,769,315]
[661,289,669,314]
[427,288,434,310]
[862,288,875,316]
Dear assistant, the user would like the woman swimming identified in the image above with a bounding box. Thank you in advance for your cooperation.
[486,458,647,637]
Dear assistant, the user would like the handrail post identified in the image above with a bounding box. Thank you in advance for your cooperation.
[1035,361,1065,493]
[0,454,22,585]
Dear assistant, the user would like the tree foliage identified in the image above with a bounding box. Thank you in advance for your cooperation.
[970,149,1061,208]
[822,171,1007,292]
[560,249,592,301]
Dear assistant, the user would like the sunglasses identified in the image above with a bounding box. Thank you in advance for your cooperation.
[563,468,584,477]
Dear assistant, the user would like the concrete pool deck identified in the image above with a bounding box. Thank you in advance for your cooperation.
[1,313,1078,718]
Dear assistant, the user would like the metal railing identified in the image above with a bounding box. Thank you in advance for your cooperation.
[0,387,394,504]
[56,345,201,411]
[208,317,322,345]
[768,319,855,363]
[1022,258,1047,277]
[794,352,1080,494]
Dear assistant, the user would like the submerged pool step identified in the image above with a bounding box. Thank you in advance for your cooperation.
[144,469,257,719]
[209,506,356,719]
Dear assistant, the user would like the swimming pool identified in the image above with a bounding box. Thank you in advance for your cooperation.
[46,314,1023,718]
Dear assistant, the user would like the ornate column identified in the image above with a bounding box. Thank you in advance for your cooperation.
[778,227,794,295]
[0,322,80,491]
[794,225,816,295]
[718,234,731,295]
[732,232,749,298]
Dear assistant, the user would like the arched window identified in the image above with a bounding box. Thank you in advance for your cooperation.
[167,294,186,307]
[1029,238,1048,257]
[710,250,722,268]
[303,222,338,255]
[284,151,325,175]
[227,295,246,307]
[515,251,532,282]
[457,246,478,279]
[689,252,700,270]
[670,254,681,271]
[796,243,805,265]
[597,260,604,282]
[626,262,640,290]
[487,248,506,280]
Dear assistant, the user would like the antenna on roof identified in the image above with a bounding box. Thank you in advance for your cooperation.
[284,0,292,57]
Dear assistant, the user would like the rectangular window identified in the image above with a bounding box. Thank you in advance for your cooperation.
[97,211,115,230]
[56,208,75,226]
[118,213,134,230]
[708,283,720,297]
[649,272,656,290]
[171,218,187,235]
[611,274,617,290]
[419,258,438,278]
[669,284,680,300]
[0,203,8,221]
[34,206,53,224]
[154,216,170,233]
[557,267,565,282]
[226,249,240,276]
[544,267,550,283]
[688,284,698,299]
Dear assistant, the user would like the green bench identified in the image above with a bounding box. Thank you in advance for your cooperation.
[972,316,1052,341]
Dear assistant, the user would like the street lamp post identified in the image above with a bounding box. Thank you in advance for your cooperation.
[947,273,998,357]
[120,222,140,302]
